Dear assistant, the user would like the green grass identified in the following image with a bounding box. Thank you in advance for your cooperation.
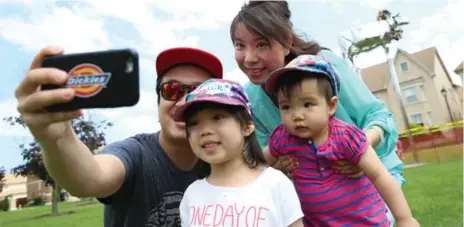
[0,201,103,227]
[402,160,463,227]
[0,161,461,227]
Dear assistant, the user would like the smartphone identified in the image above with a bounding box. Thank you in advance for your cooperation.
[41,48,140,111]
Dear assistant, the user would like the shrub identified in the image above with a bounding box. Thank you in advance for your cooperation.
[30,196,45,206]
[1,196,9,211]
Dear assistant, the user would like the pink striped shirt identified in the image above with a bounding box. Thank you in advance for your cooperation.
[269,117,389,227]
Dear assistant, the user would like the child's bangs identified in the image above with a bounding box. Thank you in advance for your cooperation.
[276,71,333,102]
[183,102,251,124]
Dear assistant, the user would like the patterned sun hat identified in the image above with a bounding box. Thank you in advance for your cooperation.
[265,54,341,96]
[173,78,252,121]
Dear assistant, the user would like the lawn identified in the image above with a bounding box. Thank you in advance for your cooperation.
[0,161,462,227]
[402,159,463,227]
[0,201,103,227]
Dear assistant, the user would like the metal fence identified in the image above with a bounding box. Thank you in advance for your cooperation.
[398,121,463,165]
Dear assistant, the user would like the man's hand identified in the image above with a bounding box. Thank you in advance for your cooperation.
[15,46,81,143]
[273,156,298,177]
[333,160,363,178]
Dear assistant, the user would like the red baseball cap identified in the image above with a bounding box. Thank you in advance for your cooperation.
[156,47,223,78]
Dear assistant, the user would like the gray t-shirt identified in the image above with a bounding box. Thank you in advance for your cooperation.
[96,132,205,227]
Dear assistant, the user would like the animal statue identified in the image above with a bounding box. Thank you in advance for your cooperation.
[338,9,410,62]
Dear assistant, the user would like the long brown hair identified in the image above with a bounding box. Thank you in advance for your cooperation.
[230,1,325,64]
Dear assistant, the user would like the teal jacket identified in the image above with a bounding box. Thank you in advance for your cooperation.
[244,49,404,175]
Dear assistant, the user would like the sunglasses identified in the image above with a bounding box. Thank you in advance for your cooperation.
[160,81,199,101]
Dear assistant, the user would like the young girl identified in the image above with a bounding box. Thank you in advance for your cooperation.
[263,54,419,227]
[174,78,304,227]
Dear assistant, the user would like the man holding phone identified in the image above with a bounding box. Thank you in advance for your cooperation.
[14,46,222,227]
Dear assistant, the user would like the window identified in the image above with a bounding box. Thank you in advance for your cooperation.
[403,87,418,104]
[400,62,409,72]
[410,113,424,125]
[419,85,426,101]
[426,111,433,126]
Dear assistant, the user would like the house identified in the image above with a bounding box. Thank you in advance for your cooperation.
[0,174,53,211]
[454,62,463,109]
[360,47,462,130]
[26,175,53,204]
[0,174,27,210]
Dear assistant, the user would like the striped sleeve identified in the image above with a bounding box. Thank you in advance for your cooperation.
[268,125,288,158]
[343,124,369,165]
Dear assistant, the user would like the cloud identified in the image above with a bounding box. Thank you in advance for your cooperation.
[75,0,244,58]
[403,0,463,84]
[83,1,198,54]
[325,1,343,14]
[0,0,245,64]
[320,0,393,14]
[359,0,394,10]
[147,0,245,30]
[352,47,387,69]
[0,5,111,53]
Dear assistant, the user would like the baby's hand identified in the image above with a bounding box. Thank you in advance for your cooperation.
[396,217,420,227]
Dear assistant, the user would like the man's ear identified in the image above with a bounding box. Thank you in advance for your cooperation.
[328,96,338,116]
[243,121,255,136]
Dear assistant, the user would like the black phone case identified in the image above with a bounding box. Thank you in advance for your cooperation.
[41,49,140,111]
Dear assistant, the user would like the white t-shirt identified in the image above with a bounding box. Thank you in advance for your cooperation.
[179,167,303,227]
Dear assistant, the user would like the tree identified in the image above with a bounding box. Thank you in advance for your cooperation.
[0,166,5,193]
[3,115,112,215]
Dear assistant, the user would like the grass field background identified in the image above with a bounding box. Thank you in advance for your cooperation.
[402,160,462,226]
[0,201,103,227]
[0,160,462,227]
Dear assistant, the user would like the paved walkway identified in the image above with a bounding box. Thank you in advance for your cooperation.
[404,163,427,169]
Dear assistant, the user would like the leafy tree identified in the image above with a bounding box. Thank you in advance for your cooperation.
[0,166,5,193]
[3,115,112,215]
